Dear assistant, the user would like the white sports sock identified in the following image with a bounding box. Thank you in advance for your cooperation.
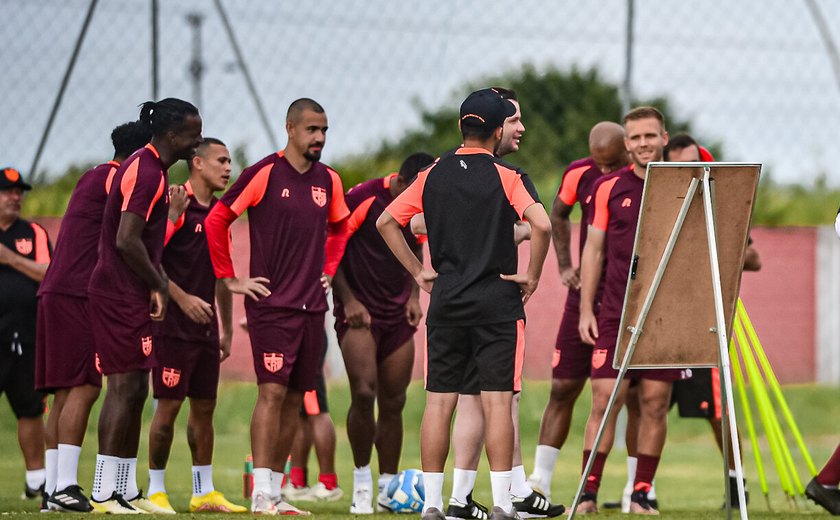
[354,465,373,489]
[510,465,533,498]
[26,468,46,490]
[451,468,477,504]
[193,465,214,497]
[253,468,272,496]
[270,470,283,499]
[45,449,58,495]
[626,456,638,487]
[92,455,119,502]
[148,469,166,496]
[490,470,513,513]
[56,444,82,491]
[118,458,139,499]
[422,472,445,513]
[378,473,395,494]
[648,480,657,500]
[531,445,560,492]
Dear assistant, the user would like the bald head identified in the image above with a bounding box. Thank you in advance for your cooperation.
[589,121,627,173]
[286,98,325,124]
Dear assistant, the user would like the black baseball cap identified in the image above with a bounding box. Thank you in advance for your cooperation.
[459,88,517,132]
[0,168,32,191]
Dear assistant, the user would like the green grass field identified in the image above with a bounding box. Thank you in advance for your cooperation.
[1,380,838,518]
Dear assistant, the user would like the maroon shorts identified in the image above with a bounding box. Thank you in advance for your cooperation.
[551,298,596,380]
[247,308,324,391]
[592,318,683,381]
[35,293,102,391]
[89,293,156,375]
[334,309,417,362]
[152,336,220,400]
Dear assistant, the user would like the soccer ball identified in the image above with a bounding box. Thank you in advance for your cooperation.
[384,469,425,513]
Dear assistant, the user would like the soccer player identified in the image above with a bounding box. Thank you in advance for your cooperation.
[577,106,679,515]
[204,98,350,515]
[443,89,563,519]
[87,98,202,514]
[142,137,246,514]
[35,122,150,512]
[807,445,840,514]
[377,88,551,520]
[0,167,51,505]
[527,122,630,499]
[331,152,432,513]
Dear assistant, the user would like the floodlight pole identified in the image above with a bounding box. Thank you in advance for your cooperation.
[568,177,700,519]
[702,167,748,520]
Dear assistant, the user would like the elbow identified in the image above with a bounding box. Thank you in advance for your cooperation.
[375,213,390,233]
[531,214,552,236]
[115,236,132,257]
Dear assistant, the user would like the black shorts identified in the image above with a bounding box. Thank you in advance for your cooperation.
[426,320,524,393]
[1,343,47,419]
[670,367,721,419]
[300,331,329,417]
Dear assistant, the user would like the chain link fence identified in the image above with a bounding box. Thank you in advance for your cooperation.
[4,0,840,194]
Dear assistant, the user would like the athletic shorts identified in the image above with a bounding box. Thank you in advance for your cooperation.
[89,293,156,375]
[552,296,598,380]
[334,308,417,363]
[593,318,683,381]
[152,337,220,401]
[35,293,102,391]
[300,332,329,417]
[0,344,47,418]
[425,320,524,393]
[247,307,324,391]
[671,367,721,419]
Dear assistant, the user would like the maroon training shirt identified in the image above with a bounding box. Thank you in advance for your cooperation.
[88,144,169,302]
[155,180,219,342]
[40,161,119,297]
[337,174,422,319]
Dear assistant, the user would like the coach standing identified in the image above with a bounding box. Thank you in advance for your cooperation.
[0,167,51,502]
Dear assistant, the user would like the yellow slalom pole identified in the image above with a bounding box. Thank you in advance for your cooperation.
[735,316,796,497]
[736,300,818,477]
[730,330,770,507]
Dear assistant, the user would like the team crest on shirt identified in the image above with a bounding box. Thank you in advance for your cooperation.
[552,349,561,368]
[264,353,284,373]
[311,186,327,207]
[161,367,181,388]
[592,348,608,369]
[95,354,102,374]
[141,336,153,357]
[15,238,33,255]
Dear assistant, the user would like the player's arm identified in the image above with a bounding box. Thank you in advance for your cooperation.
[578,226,605,345]
[378,211,437,293]
[168,184,189,223]
[322,169,353,288]
[410,213,426,235]
[215,279,233,362]
[406,241,424,326]
[332,264,370,328]
[0,244,48,282]
[513,221,531,245]
[168,278,212,325]
[116,212,169,320]
[500,203,550,303]
[551,197,579,288]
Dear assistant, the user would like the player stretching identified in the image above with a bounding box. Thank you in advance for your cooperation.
[88,99,202,513]
[332,152,432,513]
[205,98,350,515]
[378,88,551,520]
[36,122,150,512]
[144,138,246,513]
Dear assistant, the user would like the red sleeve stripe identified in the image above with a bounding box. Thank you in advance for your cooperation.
[205,202,238,278]
[327,168,351,223]
[119,157,141,212]
[104,164,118,195]
[384,168,428,226]
[230,163,272,216]
[557,165,589,206]
[30,223,50,264]
[164,214,185,246]
[146,175,165,222]
[346,196,376,236]
[592,176,620,232]
[496,164,537,218]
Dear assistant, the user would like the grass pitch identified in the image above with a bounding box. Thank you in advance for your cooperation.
[1,380,838,518]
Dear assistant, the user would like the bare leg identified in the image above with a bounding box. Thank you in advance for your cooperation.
[340,328,378,468]
[535,377,586,448]
[97,372,148,457]
[374,339,414,475]
[148,399,183,469]
[19,416,46,470]
[187,398,215,466]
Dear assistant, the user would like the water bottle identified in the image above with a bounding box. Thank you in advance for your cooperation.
[243,454,254,498]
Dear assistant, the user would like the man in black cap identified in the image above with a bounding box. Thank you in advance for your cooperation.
[0,167,52,503]
[377,89,551,520]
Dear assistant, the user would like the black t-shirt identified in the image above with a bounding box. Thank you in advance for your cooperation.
[0,218,52,343]
[385,147,541,326]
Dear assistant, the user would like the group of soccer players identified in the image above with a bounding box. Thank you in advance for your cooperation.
[6,85,840,519]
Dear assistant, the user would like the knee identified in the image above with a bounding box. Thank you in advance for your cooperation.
[378,393,406,417]
[190,399,216,419]
[110,374,148,406]
[549,379,584,408]
[151,420,175,441]
[640,396,670,422]
[257,384,286,405]
[352,386,377,412]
